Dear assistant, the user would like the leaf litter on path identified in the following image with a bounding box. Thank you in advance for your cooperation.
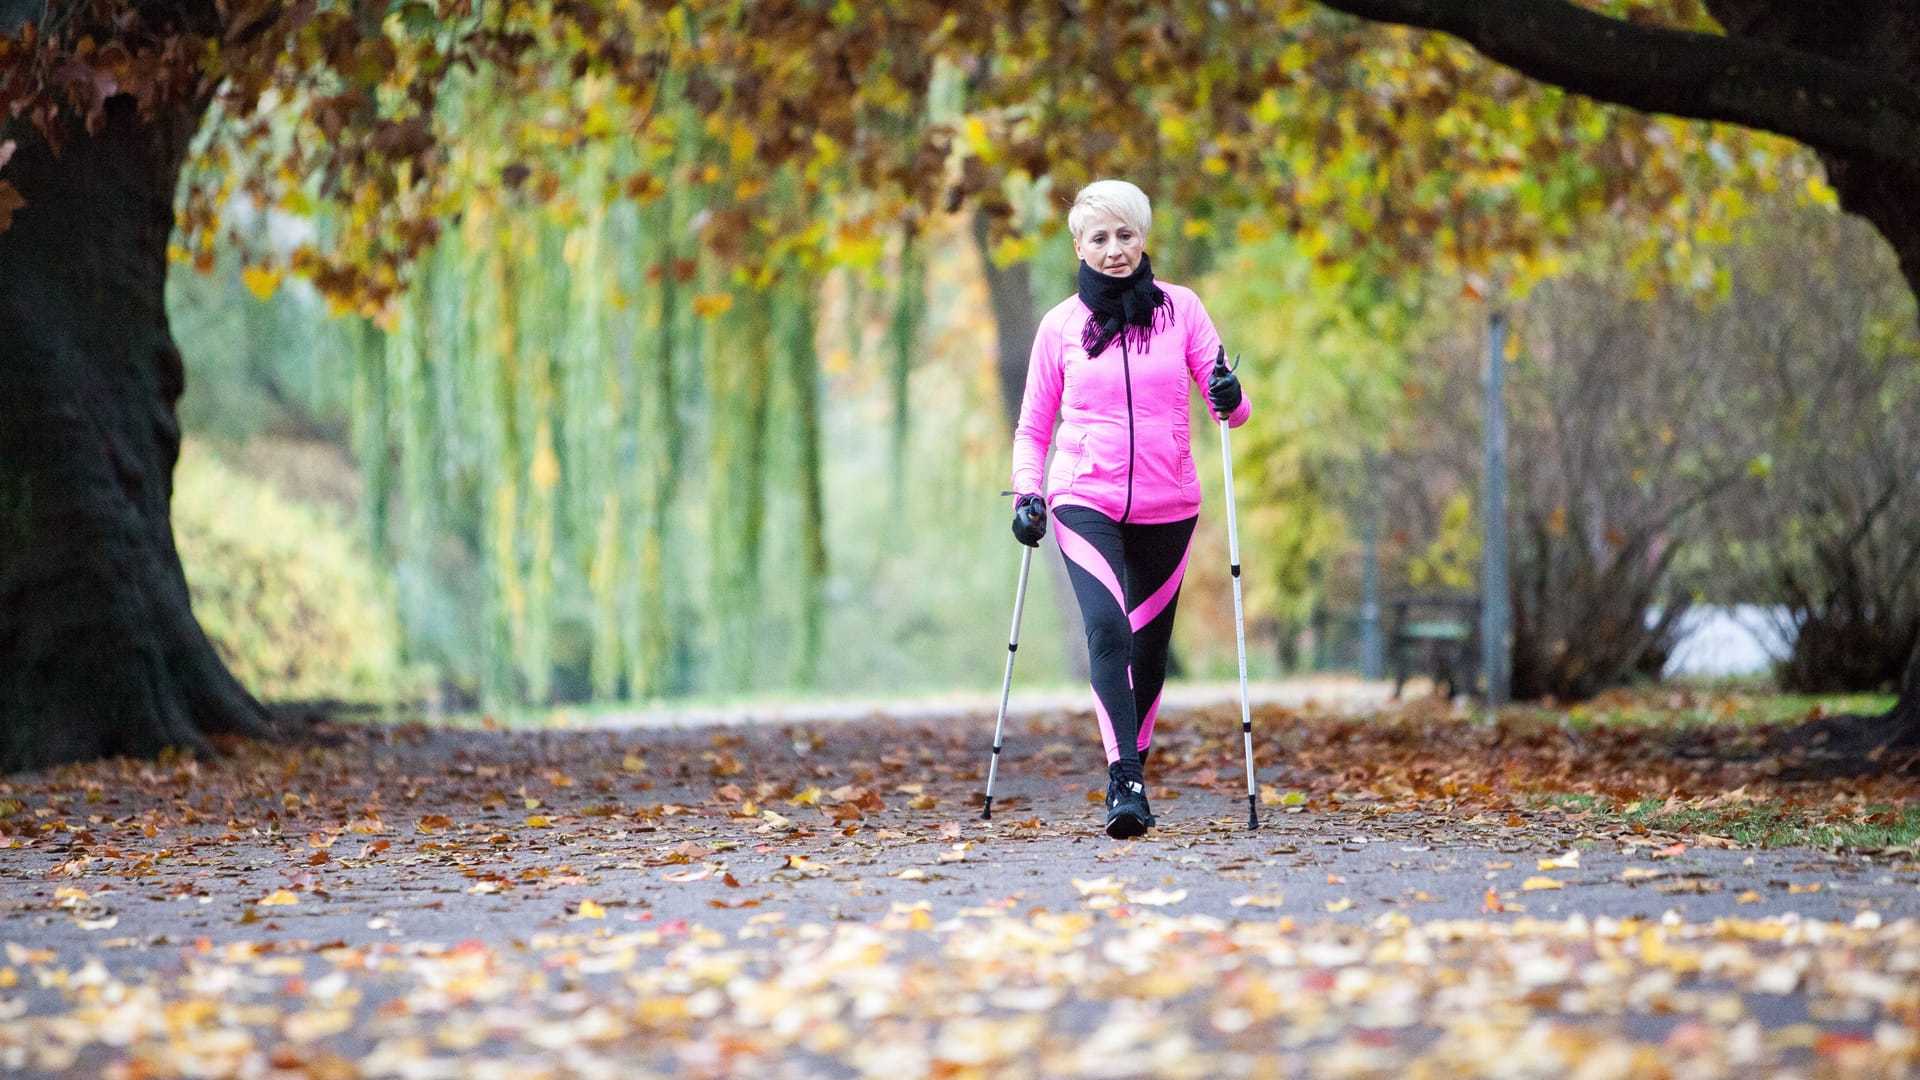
[0,694,1916,1076]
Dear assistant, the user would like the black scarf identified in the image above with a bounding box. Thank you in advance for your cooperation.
[1078,253,1174,358]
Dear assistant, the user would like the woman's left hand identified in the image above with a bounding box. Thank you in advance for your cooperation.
[1206,364,1242,419]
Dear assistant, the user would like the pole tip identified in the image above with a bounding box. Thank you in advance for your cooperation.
[980,795,993,821]
[1247,794,1259,831]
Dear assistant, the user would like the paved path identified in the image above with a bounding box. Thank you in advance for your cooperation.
[1,701,1916,1077]
[585,675,1398,730]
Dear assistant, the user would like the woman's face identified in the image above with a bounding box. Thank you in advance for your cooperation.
[1073,208,1145,277]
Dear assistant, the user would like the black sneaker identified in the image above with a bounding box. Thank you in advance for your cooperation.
[1105,777,1152,839]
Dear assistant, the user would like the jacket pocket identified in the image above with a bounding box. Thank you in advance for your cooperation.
[1174,429,1199,496]
[1050,433,1089,492]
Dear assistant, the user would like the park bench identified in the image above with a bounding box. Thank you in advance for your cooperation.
[1388,593,1482,700]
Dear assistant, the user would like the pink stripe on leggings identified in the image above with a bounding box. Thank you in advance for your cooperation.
[1054,517,1125,614]
[1127,539,1193,632]
[1093,692,1121,763]
[1137,688,1164,751]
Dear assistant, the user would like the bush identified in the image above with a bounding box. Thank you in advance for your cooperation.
[173,444,405,702]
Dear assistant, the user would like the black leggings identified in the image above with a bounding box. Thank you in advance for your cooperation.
[1054,506,1197,767]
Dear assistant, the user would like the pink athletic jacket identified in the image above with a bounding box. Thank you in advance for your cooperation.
[1011,281,1250,524]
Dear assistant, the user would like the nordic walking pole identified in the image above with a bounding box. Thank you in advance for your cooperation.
[980,543,1034,821]
[1215,348,1259,831]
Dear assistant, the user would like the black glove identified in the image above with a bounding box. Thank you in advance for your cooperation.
[1011,494,1047,547]
[1207,348,1242,419]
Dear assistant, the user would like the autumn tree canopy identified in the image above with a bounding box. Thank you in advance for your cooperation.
[0,0,1898,769]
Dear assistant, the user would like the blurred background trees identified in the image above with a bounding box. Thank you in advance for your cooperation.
[11,0,1917,728]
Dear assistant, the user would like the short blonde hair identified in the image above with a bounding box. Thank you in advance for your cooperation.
[1068,180,1152,241]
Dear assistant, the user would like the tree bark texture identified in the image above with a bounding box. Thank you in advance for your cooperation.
[0,92,272,771]
[1313,0,1920,747]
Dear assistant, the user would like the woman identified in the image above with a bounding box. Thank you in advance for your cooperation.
[1009,179,1249,839]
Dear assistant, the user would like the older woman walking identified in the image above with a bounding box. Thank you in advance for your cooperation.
[1009,179,1250,839]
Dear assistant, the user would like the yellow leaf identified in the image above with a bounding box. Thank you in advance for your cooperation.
[1737,890,1762,904]
[895,868,926,880]
[621,754,648,773]
[257,890,300,906]
[530,440,560,493]
[576,899,606,919]
[728,124,756,164]
[1537,851,1580,871]
[242,265,281,301]
[525,815,552,828]
[692,293,734,318]
[5,944,54,965]
[787,786,822,807]
[1788,882,1821,894]
[1521,876,1564,891]
[1324,898,1354,913]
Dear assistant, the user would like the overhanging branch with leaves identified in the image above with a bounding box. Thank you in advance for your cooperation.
[1314,0,1920,170]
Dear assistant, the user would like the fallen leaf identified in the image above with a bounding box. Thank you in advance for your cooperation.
[576,899,606,919]
[1521,876,1564,891]
[1324,898,1353,912]
[257,890,300,906]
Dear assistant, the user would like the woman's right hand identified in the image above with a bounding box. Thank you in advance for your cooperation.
[1011,494,1048,547]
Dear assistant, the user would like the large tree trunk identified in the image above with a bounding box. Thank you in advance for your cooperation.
[0,90,273,772]
[971,213,1090,681]
[1707,1,1920,755]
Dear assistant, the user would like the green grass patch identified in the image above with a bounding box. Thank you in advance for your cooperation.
[1532,792,1920,849]
[1511,691,1896,733]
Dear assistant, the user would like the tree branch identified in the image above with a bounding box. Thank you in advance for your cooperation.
[1316,0,1920,170]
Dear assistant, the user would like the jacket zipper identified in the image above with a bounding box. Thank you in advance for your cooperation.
[1120,337,1135,522]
